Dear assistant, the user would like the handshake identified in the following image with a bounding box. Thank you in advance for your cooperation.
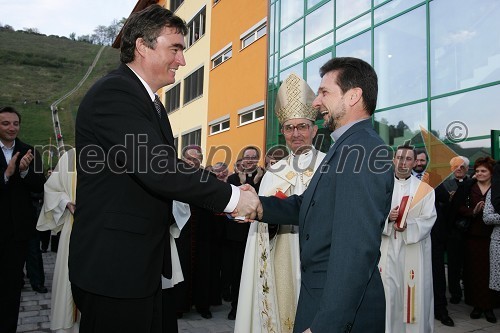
[232,184,263,222]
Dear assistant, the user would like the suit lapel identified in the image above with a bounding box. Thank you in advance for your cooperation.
[299,120,372,229]
[119,64,175,146]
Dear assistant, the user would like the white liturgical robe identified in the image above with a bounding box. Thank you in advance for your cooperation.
[378,175,436,333]
[235,148,326,333]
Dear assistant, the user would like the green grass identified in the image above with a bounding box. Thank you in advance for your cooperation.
[0,30,121,167]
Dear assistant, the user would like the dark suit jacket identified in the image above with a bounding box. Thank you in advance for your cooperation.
[70,63,232,299]
[260,119,393,333]
[0,138,45,243]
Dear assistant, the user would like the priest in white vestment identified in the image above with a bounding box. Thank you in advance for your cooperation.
[379,144,436,333]
[37,148,79,333]
[235,74,326,333]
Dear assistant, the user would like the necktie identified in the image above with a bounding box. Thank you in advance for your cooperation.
[416,173,422,180]
[154,95,163,118]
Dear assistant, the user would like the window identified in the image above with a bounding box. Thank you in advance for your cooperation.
[164,84,180,113]
[170,0,184,12]
[187,7,206,47]
[210,119,230,135]
[184,66,204,103]
[213,0,220,4]
[181,129,201,150]
[239,103,265,126]
[212,44,232,68]
[241,19,267,49]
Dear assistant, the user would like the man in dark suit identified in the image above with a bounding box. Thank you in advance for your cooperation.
[253,57,394,332]
[0,106,45,333]
[69,5,259,333]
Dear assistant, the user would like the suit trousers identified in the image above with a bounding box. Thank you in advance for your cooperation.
[447,229,465,299]
[0,239,29,333]
[25,232,45,287]
[72,283,162,333]
[432,237,448,316]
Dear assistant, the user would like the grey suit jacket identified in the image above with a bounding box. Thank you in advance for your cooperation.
[260,119,393,333]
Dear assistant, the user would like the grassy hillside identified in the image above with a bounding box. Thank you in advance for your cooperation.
[0,29,121,162]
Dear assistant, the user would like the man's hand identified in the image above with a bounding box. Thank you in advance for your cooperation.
[19,149,34,172]
[388,205,399,222]
[233,184,262,221]
[303,329,312,333]
[66,202,76,215]
[5,152,20,178]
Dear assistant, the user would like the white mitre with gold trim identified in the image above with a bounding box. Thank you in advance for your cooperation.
[275,73,317,125]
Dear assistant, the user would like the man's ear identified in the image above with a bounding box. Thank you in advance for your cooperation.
[135,38,148,58]
[348,87,363,107]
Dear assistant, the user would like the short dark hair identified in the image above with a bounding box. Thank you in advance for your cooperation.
[395,142,416,160]
[319,57,378,115]
[242,146,260,159]
[0,106,22,123]
[474,156,495,173]
[415,148,428,161]
[120,4,188,63]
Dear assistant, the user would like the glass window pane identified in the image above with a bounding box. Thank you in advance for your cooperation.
[374,0,423,24]
[336,12,370,43]
[243,35,254,48]
[431,84,500,140]
[281,0,304,28]
[241,113,253,124]
[374,6,427,109]
[336,0,371,26]
[430,0,500,96]
[255,108,265,118]
[306,53,332,93]
[280,19,303,55]
[257,26,267,39]
[373,102,428,146]
[305,33,334,58]
[280,49,303,69]
[305,1,334,43]
[280,63,303,82]
[222,121,230,130]
[308,0,324,9]
[269,3,275,54]
[336,30,371,65]
[446,139,491,162]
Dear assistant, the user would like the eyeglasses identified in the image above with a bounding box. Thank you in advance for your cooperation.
[282,123,311,135]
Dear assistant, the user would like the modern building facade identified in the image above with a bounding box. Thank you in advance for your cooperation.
[162,0,213,158]
[266,0,500,160]
[205,0,268,168]
[160,0,268,168]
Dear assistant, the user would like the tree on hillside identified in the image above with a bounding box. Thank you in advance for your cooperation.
[70,32,76,41]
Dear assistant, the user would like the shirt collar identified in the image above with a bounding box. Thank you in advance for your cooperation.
[126,64,156,102]
[0,140,15,151]
[330,118,369,142]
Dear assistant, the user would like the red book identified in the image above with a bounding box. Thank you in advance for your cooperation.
[396,195,413,229]
[275,190,288,199]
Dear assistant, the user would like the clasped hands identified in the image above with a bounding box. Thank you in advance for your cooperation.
[5,149,34,178]
[232,184,263,222]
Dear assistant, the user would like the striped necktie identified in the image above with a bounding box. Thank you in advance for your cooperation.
[154,95,163,118]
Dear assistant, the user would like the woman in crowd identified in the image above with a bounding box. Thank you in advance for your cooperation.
[454,156,496,323]
[483,161,500,322]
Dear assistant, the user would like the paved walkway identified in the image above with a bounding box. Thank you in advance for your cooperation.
[18,251,499,332]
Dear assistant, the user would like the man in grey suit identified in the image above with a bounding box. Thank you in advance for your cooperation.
[253,57,394,332]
